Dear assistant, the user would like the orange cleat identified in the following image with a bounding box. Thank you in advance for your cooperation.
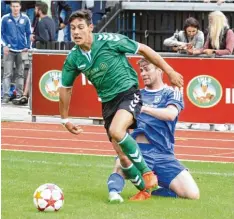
[142,171,158,190]
[129,190,151,201]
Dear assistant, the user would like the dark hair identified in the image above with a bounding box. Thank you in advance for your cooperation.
[35,1,48,15]
[69,9,93,25]
[10,1,21,5]
[183,17,200,31]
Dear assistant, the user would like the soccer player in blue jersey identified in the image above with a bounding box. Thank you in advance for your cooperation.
[107,58,200,202]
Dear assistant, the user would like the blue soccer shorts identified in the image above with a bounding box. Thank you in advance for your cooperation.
[138,143,186,189]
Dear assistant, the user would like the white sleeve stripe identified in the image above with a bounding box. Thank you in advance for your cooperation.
[61,85,73,88]
[135,42,140,54]
[173,90,181,101]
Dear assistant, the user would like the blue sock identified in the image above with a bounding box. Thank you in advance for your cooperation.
[107,173,125,193]
[152,187,178,198]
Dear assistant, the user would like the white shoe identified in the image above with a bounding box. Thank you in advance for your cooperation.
[108,192,124,203]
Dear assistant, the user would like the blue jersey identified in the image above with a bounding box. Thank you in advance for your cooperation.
[131,85,184,155]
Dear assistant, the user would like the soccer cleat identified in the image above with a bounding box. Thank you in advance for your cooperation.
[108,192,124,204]
[142,171,158,190]
[129,190,151,201]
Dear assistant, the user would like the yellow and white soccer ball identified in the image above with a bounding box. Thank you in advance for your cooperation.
[33,183,64,212]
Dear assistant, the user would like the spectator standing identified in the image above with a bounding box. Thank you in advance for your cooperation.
[61,1,82,41]
[84,0,106,25]
[1,1,11,17]
[192,11,234,56]
[31,1,56,47]
[51,0,72,40]
[21,1,36,25]
[33,1,72,41]
[164,17,204,53]
[1,1,31,104]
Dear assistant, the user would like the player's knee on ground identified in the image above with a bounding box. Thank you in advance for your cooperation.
[184,186,200,200]
[170,170,200,200]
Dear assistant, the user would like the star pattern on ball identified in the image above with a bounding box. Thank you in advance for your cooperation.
[47,184,55,191]
[34,191,42,199]
[45,197,56,208]
[60,193,64,200]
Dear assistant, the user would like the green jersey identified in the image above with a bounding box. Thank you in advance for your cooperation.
[62,33,139,102]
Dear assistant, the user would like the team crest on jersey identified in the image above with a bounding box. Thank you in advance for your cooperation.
[19,19,25,24]
[187,75,222,108]
[39,70,62,102]
[153,96,161,104]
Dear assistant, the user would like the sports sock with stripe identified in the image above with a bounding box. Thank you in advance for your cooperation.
[118,133,151,174]
[121,163,146,191]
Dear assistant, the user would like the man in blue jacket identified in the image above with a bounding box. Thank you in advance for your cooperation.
[1,0,31,104]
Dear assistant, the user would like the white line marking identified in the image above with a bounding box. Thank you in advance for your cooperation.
[2,144,114,152]
[211,152,234,156]
[176,137,234,142]
[2,127,234,141]
[191,171,234,177]
[2,149,113,157]
[2,149,233,163]
[2,135,108,143]
[176,153,234,159]
[2,136,234,150]
[2,155,234,176]
[175,145,234,150]
[2,127,106,135]
[2,144,234,159]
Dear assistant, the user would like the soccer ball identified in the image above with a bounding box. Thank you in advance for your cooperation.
[33,183,64,212]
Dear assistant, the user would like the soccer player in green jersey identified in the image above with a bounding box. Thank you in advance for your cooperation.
[59,9,183,200]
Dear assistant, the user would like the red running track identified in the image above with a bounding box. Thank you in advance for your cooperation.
[1,122,234,163]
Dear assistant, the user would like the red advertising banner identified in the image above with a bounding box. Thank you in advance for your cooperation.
[32,54,234,123]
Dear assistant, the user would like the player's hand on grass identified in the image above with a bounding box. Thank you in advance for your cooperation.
[64,122,83,135]
[168,71,184,88]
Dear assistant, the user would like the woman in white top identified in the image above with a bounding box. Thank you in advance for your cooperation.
[164,17,204,53]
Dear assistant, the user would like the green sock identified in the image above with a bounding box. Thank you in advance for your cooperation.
[122,164,145,191]
[118,133,151,174]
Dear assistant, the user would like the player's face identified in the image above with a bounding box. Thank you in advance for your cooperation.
[70,18,93,46]
[186,26,198,37]
[11,3,21,16]
[140,63,161,86]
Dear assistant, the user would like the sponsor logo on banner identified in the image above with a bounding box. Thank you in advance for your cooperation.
[187,75,222,108]
[225,88,234,104]
[39,70,62,102]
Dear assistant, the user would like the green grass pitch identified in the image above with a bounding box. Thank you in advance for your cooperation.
[2,150,234,219]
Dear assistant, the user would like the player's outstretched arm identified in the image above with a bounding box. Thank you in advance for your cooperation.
[137,43,184,87]
[59,87,83,135]
[141,105,179,121]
